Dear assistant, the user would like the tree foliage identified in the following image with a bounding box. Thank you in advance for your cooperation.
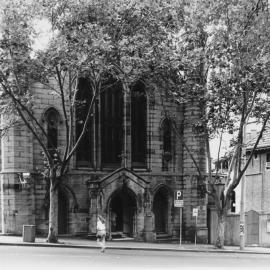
[169,0,270,248]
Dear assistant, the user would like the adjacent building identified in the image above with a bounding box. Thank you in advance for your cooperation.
[245,128,270,246]
[209,128,270,246]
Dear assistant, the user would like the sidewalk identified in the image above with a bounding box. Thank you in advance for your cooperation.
[1,235,270,254]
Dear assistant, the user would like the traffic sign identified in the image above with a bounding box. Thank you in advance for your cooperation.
[174,190,183,208]
[174,190,183,200]
[174,200,184,207]
[193,208,198,217]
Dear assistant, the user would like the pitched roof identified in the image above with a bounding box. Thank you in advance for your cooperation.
[246,128,270,152]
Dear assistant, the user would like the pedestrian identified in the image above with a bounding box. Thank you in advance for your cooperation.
[96,215,106,253]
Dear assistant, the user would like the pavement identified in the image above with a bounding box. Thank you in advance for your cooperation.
[1,235,270,254]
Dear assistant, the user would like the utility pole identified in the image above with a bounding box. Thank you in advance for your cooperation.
[239,122,246,250]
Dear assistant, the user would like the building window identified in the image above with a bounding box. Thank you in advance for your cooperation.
[45,108,59,156]
[162,118,172,171]
[131,81,147,168]
[251,153,258,167]
[230,190,236,213]
[76,78,93,167]
[222,160,228,170]
[101,79,123,166]
[266,153,270,169]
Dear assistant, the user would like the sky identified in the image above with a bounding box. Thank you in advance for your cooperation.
[210,121,262,161]
[31,18,54,55]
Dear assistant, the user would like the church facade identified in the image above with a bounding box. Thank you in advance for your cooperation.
[0,78,208,243]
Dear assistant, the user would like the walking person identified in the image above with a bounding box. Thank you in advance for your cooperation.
[96,215,106,252]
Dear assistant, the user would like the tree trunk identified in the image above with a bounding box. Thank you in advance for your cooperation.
[47,179,58,243]
[215,211,226,249]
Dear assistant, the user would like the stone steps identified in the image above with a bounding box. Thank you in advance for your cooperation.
[156,233,179,243]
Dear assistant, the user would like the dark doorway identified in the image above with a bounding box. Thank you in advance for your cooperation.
[58,190,69,235]
[109,188,136,237]
[153,188,168,233]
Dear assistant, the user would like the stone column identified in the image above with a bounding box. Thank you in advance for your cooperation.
[143,188,155,242]
[87,182,99,235]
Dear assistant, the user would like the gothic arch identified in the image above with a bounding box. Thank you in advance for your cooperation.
[106,186,138,212]
[75,77,93,167]
[106,187,137,237]
[159,117,175,171]
[152,184,173,234]
[131,80,148,168]
[43,182,78,234]
[43,182,79,213]
[100,78,123,166]
[41,107,62,156]
[152,184,173,202]
[41,106,62,124]
[60,182,79,213]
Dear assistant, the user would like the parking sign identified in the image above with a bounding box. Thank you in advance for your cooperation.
[174,190,183,207]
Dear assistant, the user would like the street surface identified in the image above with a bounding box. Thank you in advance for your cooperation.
[0,245,270,270]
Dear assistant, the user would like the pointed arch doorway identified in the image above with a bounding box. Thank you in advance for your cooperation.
[153,187,169,233]
[58,190,69,235]
[109,187,137,238]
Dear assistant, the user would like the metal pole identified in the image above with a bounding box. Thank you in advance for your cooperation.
[240,122,246,250]
[195,215,197,246]
[179,207,182,246]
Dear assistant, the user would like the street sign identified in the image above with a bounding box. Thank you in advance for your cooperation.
[174,190,183,208]
[193,208,198,217]
[175,190,183,200]
[174,200,184,207]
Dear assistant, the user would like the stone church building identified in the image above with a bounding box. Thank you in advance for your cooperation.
[0,77,207,243]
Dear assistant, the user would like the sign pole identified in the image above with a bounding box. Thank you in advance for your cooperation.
[174,190,183,247]
[179,207,182,246]
[195,215,197,246]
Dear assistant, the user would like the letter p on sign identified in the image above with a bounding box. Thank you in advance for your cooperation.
[175,190,183,200]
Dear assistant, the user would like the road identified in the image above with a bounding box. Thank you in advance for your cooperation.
[0,245,270,270]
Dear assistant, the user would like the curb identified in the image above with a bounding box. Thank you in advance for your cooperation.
[0,241,269,255]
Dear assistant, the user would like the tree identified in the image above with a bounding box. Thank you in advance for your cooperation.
[167,0,270,248]
[206,1,270,248]
[0,0,183,242]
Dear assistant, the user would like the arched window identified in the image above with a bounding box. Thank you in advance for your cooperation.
[162,118,172,171]
[162,118,172,153]
[101,79,123,166]
[131,81,147,168]
[45,108,59,156]
[76,78,93,167]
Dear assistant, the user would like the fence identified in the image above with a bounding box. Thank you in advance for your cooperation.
[208,209,259,246]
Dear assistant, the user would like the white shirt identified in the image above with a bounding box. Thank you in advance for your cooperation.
[97,220,105,231]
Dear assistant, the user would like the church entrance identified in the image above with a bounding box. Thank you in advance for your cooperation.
[153,187,169,233]
[58,190,69,235]
[109,188,137,237]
